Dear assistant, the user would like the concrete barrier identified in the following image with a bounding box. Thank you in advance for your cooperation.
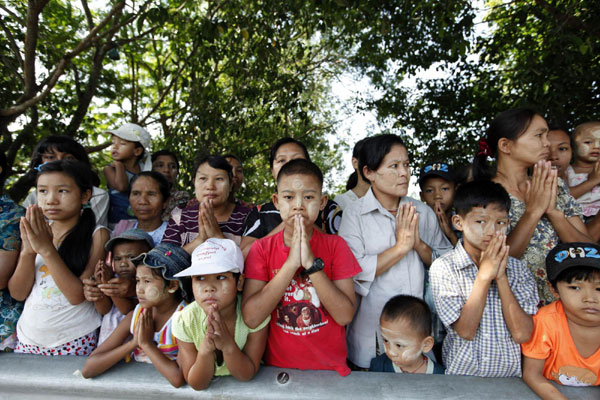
[0,353,597,399]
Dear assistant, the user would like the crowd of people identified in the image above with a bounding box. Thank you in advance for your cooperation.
[0,108,598,399]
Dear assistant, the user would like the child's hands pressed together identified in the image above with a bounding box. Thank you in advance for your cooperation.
[21,205,54,256]
[136,308,155,350]
[285,214,303,270]
[206,304,235,352]
[478,232,507,282]
[299,216,316,269]
[394,203,418,256]
[95,260,114,284]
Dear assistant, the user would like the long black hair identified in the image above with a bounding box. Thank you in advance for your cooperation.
[346,137,369,190]
[37,160,97,277]
[472,108,538,181]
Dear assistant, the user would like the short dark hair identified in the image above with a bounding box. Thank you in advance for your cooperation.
[358,134,405,181]
[380,295,432,338]
[276,158,323,187]
[453,180,511,216]
[549,266,600,290]
[151,150,180,170]
[269,137,310,168]
[30,135,91,168]
[193,155,233,182]
[128,171,170,202]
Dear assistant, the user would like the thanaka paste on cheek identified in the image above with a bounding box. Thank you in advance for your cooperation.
[576,141,591,158]
[145,286,161,302]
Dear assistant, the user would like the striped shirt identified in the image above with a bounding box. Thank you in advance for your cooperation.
[430,241,538,377]
[162,203,251,246]
[129,300,187,363]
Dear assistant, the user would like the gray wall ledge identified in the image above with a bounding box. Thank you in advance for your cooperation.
[0,353,598,399]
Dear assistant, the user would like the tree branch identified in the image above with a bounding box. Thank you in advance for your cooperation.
[80,0,95,30]
[85,141,111,153]
[0,1,126,118]
[0,16,24,69]
[533,0,599,38]
[21,0,50,101]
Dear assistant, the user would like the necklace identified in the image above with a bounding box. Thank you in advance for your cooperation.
[399,355,427,374]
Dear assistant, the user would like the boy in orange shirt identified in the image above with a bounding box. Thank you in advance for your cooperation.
[522,242,600,399]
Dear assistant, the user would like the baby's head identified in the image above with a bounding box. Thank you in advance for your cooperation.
[106,123,151,164]
[572,122,600,164]
[419,162,455,214]
[379,295,434,370]
[452,180,510,254]
[132,243,191,305]
[175,238,244,314]
[274,158,327,227]
[546,243,600,326]
[105,229,154,278]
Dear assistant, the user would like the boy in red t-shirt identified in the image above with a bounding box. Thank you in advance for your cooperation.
[522,242,600,399]
[242,159,361,376]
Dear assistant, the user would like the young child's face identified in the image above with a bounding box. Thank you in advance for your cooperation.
[112,241,149,278]
[420,177,455,213]
[136,266,172,308]
[191,272,243,314]
[152,155,178,184]
[553,273,600,327]
[273,173,326,226]
[380,317,432,370]
[573,126,600,164]
[365,144,410,201]
[194,162,231,206]
[453,204,508,254]
[111,135,141,162]
[37,172,91,221]
[548,129,572,175]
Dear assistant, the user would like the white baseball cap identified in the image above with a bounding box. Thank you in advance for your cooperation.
[106,123,151,150]
[174,238,244,277]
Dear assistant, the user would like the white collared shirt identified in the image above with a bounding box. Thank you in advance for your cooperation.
[338,188,452,367]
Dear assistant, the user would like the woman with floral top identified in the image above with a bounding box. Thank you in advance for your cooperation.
[472,108,591,306]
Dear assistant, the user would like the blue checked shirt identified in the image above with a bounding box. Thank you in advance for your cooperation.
[430,241,539,377]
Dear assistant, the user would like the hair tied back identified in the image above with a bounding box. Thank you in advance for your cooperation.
[477,139,492,158]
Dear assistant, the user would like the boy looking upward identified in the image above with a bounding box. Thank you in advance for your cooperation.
[522,242,600,399]
[242,159,361,376]
[430,180,538,377]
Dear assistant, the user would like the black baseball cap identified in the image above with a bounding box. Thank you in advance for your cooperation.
[546,242,600,281]
[419,162,454,187]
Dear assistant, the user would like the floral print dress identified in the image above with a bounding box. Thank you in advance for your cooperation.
[507,179,584,306]
[0,196,24,350]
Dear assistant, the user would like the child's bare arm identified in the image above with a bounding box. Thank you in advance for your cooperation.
[310,275,356,326]
[136,309,184,387]
[242,265,295,329]
[7,219,36,300]
[81,312,136,378]
[177,340,215,390]
[495,250,533,343]
[226,325,268,381]
[522,356,567,400]
[568,161,600,199]
[104,162,129,192]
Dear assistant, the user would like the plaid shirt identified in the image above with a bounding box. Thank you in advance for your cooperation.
[430,241,539,377]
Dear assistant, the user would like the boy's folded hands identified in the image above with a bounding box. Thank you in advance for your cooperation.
[478,232,509,282]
